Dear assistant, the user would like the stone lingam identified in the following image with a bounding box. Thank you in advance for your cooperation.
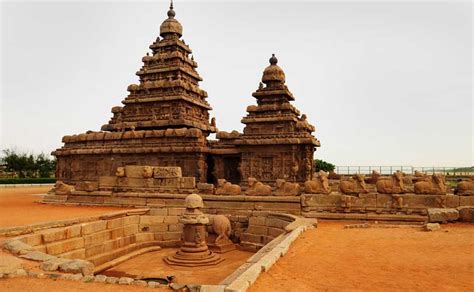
[164,194,223,266]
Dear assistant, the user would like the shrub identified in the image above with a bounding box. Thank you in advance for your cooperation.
[314,159,335,172]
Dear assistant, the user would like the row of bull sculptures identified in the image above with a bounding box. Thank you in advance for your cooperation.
[215,170,474,196]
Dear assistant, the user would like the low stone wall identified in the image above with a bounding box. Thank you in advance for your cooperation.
[240,213,298,251]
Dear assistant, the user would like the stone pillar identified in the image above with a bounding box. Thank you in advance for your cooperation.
[164,193,223,267]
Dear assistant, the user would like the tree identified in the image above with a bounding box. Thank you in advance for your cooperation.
[314,159,335,172]
[1,149,56,178]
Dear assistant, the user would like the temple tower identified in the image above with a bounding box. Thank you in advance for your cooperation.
[101,1,215,135]
[234,54,320,183]
[54,2,215,183]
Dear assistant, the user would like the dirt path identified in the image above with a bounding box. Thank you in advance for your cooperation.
[249,221,474,291]
[0,186,124,228]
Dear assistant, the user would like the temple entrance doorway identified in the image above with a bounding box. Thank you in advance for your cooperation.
[223,156,241,184]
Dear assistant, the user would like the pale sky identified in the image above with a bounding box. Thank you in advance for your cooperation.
[1,0,472,167]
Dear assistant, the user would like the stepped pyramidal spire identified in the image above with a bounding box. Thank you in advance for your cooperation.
[101,0,216,135]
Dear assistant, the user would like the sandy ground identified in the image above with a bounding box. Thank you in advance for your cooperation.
[0,187,473,291]
[103,248,254,285]
[249,221,474,292]
[0,186,124,228]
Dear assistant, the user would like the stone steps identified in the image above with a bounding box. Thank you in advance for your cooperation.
[86,240,161,266]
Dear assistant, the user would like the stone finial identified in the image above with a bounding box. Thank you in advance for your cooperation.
[168,0,176,18]
[269,53,278,65]
[185,193,204,209]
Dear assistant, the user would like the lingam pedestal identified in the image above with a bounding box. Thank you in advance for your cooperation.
[164,194,223,267]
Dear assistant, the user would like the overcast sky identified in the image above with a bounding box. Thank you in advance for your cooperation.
[1,0,472,167]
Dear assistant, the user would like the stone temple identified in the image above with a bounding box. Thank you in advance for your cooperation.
[53,2,320,188]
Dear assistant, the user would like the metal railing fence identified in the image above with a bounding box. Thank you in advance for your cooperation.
[335,166,474,176]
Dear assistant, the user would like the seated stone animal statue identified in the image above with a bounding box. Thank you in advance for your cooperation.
[115,167,125,177]
[53,181,75,195]
[339,174,368,195]
[455,179,474,195]
[245,177,272,196]
[376,171,407,194]
[275,179,301,196]
[414,173,446,195]
[365,170,381,184]
[215,179,241,196]
[304,171,330,194]
[208,214,232,244]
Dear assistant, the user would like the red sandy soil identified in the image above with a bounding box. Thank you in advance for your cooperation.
[0,186,124,228]
[249,221,474,292]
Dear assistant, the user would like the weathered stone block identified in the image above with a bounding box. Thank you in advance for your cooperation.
[42,225,82,243]
[460,196,474,206]
[457,207,474,222]
[179,177,196,189]
[168,208,185,216]
[246,226,268,235]
[123,224,139,236]
[248,216,266,226]
[81,221,107,235]
[124,165,147,178]
[75,181,99,192]
[106,215,139,229]
[301,194,341,207]
[46,237,85,255]
[168,224,183,232]
[140,216,164,224]
[164,216,179,224]
[98,176,116,187]
[240,233,263,244]
[139,223,168,232]
[428,208,459,223]
[267,227,284,237]
[83,229,111,247]
[149,208,168,216]
[266,218,287,229]
[17,234,43,247]
[424,223,441,231]
[376,193,393,209]
[59,248,86,259]
[197,183,214,192]
[134,233,155,242]
[162,232,181,241]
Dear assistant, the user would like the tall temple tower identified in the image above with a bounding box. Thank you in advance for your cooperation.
[101,1,215,135]
[54,2,215,183]
[234,54,320,183]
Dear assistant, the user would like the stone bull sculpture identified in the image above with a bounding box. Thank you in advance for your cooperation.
[215,179,241,196]
[245,177,272,196]
[376,171,406,194]
[414,174,446,195]
[208,215,232,244]
[339,174,368,195]
[304,171,330,194]
[275,179,301,196]
[455,179,474,195]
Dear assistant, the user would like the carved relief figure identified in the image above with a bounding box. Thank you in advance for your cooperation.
[215,179,241,196]
[375,171,406,194]
[115,167,125,177]
[340,174,368,195]
[142,166,153,178]
[304,170,330,194]
[414,174,446,195]
[275,179,301,196]
[245,177,272,196]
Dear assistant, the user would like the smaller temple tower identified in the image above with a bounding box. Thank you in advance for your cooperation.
[234,54,320,184]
